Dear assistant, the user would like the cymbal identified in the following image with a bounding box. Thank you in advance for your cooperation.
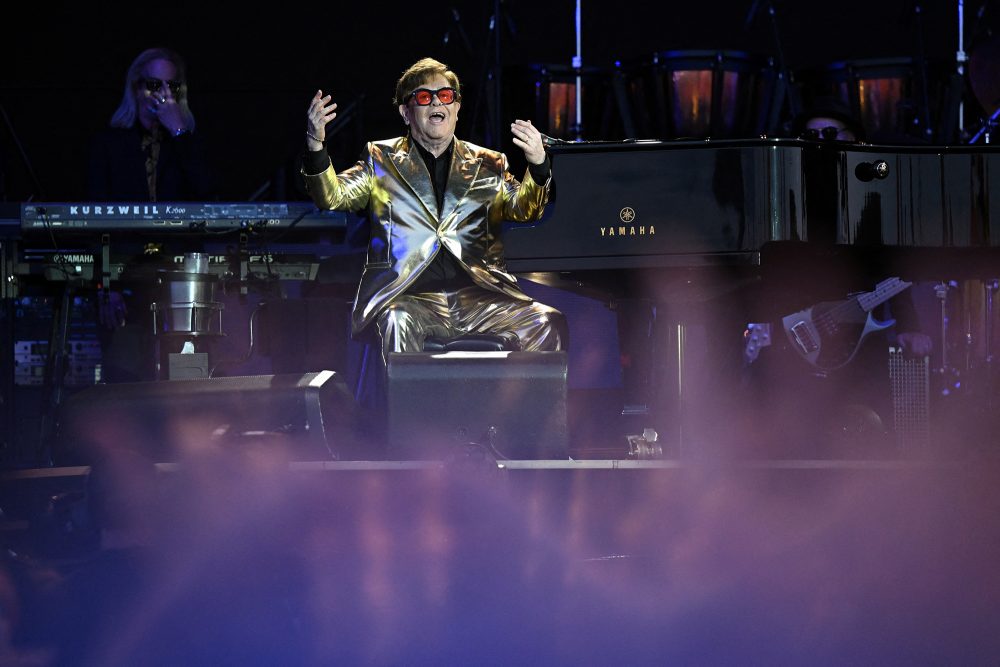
[969,35,1000,113]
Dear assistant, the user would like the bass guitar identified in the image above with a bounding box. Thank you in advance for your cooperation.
[781,277,913,371]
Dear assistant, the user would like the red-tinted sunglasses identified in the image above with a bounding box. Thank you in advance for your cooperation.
[406,87,459,106]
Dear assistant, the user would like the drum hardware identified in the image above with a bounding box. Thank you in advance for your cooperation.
[929,278,1000,447]
[510,2,586,141]
[957,0,970,136]
[901,1,936,141]
[933,281,963,397]
[968,105,1000,143]
[949,0,1000,141]
[571,0,583,140]
[964,18,1000,144]
[610,63,639,139]
[931,278,999,400]
[743,0,802,131]
[984,279,998,411]
[469,0,519,148]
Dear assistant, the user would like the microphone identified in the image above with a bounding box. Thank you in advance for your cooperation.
[540,132,572,146]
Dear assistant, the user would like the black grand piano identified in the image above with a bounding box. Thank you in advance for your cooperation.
[503,138,1000,449]
[505,137,1000,282]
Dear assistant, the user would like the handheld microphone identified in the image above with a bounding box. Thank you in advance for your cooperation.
[540,132,571,147]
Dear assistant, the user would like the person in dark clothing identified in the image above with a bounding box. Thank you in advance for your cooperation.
[86,47,216,382]
[735,97,935,458]
[783,96,932,360]
[87,47,214,202]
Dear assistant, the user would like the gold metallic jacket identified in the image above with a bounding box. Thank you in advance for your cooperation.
[303,136,551,335]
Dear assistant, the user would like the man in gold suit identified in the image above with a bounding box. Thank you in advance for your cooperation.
[300,57,565,360]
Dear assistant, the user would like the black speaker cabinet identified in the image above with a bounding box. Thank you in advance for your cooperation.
[57,371,362,463]
[386,351,568,460]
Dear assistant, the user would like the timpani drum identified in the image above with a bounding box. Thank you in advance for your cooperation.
[504,63,610,141]
[624,50,778,140]
[798,58,921,142]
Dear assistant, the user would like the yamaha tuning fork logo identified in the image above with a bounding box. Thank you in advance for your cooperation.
[599,206,655,239]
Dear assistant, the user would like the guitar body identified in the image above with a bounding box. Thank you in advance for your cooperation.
[773,277,912,372]
[782,299,894,371]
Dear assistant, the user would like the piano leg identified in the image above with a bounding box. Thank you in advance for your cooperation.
[665,321,688,457]
[611,297,719,459]
[655,318,714,458]
[615,297,658,417]
[616,300,737,459]
[647,285,762,459]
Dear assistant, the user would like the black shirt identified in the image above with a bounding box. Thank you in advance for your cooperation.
[87,126,216,201]
[407,139,470,292]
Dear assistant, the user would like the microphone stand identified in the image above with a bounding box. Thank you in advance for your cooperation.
[442,6,474,56]
[470,0,514,148]
[910,2,936,141]
[493,0,505,149]
[958,0,969,137]
[0,100,46,200]
[746,1,800,133]
[768,3,800,122]
[572,0,583,141]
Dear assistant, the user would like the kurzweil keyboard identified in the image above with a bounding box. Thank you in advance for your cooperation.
[20,202,347,236]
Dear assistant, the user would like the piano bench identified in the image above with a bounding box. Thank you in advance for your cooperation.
[386,350,568,461]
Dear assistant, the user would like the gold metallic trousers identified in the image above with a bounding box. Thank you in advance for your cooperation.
[374,286,566,361]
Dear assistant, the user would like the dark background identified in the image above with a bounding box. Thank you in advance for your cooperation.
[2,0,998,203]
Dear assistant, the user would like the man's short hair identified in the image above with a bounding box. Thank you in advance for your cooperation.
[394,58,461,107]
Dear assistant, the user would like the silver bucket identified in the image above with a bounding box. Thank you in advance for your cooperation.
[151,254,225,337]
[181,252,211,274]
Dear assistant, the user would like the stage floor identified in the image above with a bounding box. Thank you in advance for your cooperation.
[2,452,999,665]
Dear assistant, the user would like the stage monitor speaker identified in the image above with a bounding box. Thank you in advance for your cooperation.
[57,371,363,463]
[386,351,568,460]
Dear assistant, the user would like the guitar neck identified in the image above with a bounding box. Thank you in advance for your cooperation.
[857,277,913,312]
